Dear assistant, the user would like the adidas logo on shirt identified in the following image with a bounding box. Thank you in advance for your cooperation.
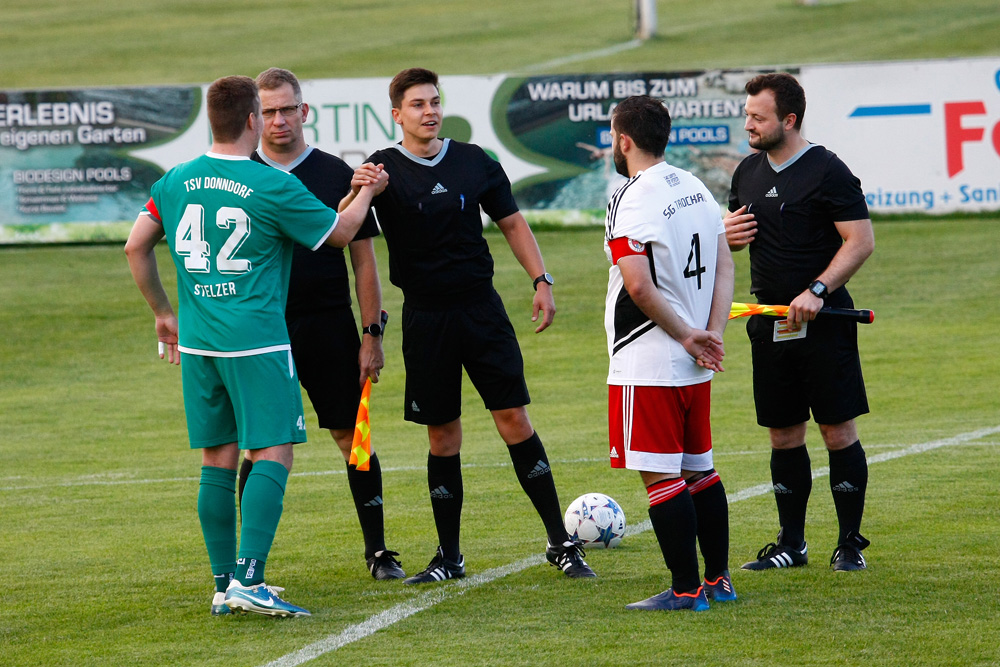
[430,485,454,499]
[765,186,779,198]
[364,495,384,507]
[527,460,551,479]
[431,183,448,194]
[832,481,859,493]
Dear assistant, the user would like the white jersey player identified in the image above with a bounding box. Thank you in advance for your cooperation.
[601,95,734,612]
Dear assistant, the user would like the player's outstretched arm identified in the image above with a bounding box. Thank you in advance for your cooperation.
[494,212,555,333]
[327,164,387,248]
[124,214,180,365]
[617,254,725,371]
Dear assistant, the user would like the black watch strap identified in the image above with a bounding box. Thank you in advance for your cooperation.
[808,280,829,300]
[533,272,554,291]
[363,309,389,337]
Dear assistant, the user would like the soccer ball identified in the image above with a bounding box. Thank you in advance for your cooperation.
[564,493,626,549]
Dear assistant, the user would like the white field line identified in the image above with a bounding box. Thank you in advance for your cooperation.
[3,437,998,492]
[259,425,1000,667]
[519,39,644,73]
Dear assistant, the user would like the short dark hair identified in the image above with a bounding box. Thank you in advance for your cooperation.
[611,95,672,156]
[745,72,806,130]
[389,68,439,109]
[255,67,302,100]
[206,76,259,143]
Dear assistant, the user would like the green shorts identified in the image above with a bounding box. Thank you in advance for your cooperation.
[181,348,307,450]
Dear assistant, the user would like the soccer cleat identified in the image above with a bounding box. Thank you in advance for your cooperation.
[831,531,871,571]
[546,540,597,578]
[703,571,737,602]
[626,587,710,611]
[741,534,808,570]
[224,580,311,617]
[367,550,406,580]
[211,591,232,616]
[403,546,465,585]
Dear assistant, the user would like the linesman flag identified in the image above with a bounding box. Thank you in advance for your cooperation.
[729,302,874,324]
[349,378,373,471]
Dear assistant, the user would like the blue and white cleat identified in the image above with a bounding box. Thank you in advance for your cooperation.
[211,591,232,616]
[224,581,311,617]
[625,586,710,611]
[703,572,738,602]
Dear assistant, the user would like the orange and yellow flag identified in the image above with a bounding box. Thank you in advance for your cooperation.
[729,302,790,320]
[349,378,372,471]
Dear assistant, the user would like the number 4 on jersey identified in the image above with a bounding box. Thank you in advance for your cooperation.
[684,233,706,289]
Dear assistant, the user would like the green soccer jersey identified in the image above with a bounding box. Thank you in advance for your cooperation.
[146,152,339,355]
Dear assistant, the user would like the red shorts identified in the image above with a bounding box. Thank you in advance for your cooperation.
[608,382,714,474]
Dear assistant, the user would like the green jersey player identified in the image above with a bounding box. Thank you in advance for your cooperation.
[125,75,387,617]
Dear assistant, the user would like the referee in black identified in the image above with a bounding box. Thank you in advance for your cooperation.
[239,67,405,580]
[725,72,875,572]
[344,67,595,584]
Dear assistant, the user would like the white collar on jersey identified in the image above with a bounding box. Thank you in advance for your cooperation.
[392,138,451,167]
[768,143,818,173]
[205,151,251,161]
[256,146,314,172]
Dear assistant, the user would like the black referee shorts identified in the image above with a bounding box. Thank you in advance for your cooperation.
[401,289,530,425]
[286,308,363,432]
[747,313,869,428]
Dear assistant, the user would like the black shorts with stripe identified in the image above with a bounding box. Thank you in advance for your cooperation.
[401,287,529,425]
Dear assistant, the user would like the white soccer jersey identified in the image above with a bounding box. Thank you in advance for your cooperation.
[604,161,724,386]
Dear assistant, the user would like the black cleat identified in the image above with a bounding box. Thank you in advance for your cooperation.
[831,532,870,571]
[403,546,465,585]
[742,531,808,570]
[546,540,597,578]
[367,550,406,580]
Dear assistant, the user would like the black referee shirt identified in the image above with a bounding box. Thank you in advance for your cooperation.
[252,148,379,318]
[728,144,869,305]
[367,139,519,308]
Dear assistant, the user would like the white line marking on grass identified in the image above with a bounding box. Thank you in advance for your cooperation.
[259,425,1000,667]
[520,39,643,72]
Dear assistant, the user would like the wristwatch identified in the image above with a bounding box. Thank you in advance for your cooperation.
[363,310,389,337]
[807,280,829,300]
[533,272,555,291]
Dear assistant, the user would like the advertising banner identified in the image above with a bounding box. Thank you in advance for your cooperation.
[801,59,1000,214]
[2,58,998,243]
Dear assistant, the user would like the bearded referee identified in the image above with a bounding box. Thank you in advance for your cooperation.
[344,67,596,584]
[725,72,875,572]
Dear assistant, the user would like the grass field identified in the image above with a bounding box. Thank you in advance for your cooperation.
[2,219,1000,666]
[3,1,1000,665]
[2,0,999,88]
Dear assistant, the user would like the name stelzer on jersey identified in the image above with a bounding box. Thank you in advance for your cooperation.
[183,177,254,199]
[194,282,237,298]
